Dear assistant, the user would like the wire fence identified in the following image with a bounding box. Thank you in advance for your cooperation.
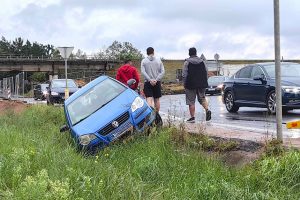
[0,72,25,99]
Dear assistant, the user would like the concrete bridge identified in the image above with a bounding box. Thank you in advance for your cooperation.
[0,55,120,76]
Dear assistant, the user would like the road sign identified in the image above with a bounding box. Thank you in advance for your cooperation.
[214,53,220,61]
[286,120,300,129]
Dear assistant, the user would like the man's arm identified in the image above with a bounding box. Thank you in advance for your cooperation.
[182,61,189,84]
[156,60,165,81]
[141,60,151,81]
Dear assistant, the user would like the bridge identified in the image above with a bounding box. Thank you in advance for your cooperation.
[0,55,121,76]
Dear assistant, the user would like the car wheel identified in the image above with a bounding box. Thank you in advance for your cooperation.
[224,91,239,112]
[267,91,276,114]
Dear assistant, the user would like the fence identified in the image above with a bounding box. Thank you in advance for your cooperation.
[0,72,25,99]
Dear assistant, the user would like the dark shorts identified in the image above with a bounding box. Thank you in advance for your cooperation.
[143,81,162,98]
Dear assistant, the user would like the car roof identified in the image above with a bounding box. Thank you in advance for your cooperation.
[255,62,300,66]
[64,75,109,105]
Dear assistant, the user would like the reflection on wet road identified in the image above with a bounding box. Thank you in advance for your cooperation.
[160,94,300,138]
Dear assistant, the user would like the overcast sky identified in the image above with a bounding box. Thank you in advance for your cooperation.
[1,0,300,59]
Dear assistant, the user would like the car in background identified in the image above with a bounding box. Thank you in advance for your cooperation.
[222,62,300,114]
[33,83,49,100]
[206,76,228,95]
[46,79,79,105]
[60,76,156,151]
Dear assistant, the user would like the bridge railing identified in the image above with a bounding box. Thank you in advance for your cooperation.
[0,54,121,61]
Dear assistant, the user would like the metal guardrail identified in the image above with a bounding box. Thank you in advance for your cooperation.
[0,55,121,61]
[0,72,25,99]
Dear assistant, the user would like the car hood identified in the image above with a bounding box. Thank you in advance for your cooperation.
[71,88,138,136]
[51,87,79,93]
[281,77,300,87]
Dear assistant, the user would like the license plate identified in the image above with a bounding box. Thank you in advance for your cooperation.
[208,88,215,91]
[112,125,133,141]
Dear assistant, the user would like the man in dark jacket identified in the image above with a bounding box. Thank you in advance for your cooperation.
[182,47,211,122]
[116,59,140,90]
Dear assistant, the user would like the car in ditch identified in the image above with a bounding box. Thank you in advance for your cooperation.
[222,62,300,114]
[61,76,156,150]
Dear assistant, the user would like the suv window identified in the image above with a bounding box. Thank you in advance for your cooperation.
[251,66,264,78]
[237,66,252,79]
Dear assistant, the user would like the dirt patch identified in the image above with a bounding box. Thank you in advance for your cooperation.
[0,99,28,115]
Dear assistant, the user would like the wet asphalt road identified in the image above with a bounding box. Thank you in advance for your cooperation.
[160,94,300,138]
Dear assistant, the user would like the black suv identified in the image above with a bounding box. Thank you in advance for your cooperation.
[46,79,79,105]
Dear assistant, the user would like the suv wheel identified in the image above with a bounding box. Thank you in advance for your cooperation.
[267,91,276,114]
[224,91,239,112]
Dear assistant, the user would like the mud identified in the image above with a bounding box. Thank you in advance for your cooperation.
[0,99,28,115]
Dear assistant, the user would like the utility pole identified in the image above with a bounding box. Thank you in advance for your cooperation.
[274,0,283,141]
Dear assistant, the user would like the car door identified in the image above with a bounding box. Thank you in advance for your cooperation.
[247,65,268,104]
[233,66,252,102]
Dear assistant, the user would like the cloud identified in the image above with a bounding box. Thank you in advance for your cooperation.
[1,0,300,59]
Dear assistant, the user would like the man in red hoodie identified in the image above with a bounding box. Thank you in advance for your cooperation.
[116,59,140,90]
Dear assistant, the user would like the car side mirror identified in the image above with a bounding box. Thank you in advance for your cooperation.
[60,124,69,133]
[253,74,265,81]
[127,79,136,87]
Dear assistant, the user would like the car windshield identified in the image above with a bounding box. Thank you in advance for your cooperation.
[208,76,226,84]
[52,80,77,88]
[67,78,127,126]
[41,84,48,90]
[264,64,300,78]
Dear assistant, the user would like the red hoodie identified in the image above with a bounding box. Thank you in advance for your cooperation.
[116,64,140,90]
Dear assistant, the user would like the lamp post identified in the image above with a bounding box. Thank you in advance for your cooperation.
[57,47,74,99]
[274,0,282,141]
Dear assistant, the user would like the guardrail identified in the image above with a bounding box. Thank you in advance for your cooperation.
[0,55,121,62]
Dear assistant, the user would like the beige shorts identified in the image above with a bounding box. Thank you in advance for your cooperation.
[185,88,206,105]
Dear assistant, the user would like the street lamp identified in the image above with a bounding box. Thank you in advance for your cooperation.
[57,47,74,99]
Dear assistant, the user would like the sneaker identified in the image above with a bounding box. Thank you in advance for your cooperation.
[206,110,211,121]
[186,117,195,123]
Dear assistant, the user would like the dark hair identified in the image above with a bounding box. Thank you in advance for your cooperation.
[124,59,132,64]
[146,47,154,55]
[189,47,197,56]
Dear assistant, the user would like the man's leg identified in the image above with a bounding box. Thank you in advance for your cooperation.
[146,97,154,108]
[189,104,195,118]
[154,98,160,112]
[197,88,211,121]
[185,88,196,123]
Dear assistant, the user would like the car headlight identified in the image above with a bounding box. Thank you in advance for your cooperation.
[131,97,144,112]
[282,86,300,93]
[79,134,97,146]
[51,91,59,95]
[217,84,223,89]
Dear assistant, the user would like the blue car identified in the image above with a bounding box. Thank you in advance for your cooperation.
[62,76,156,150]
[223,62,300,114]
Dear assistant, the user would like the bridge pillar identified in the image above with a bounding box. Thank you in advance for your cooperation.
[49,74,58,81]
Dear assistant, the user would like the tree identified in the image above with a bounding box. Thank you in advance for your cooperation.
[99,41,143,60]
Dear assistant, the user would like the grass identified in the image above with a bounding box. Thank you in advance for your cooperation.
[0,106,300,199]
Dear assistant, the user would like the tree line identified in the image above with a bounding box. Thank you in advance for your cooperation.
[0,36,143,60]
